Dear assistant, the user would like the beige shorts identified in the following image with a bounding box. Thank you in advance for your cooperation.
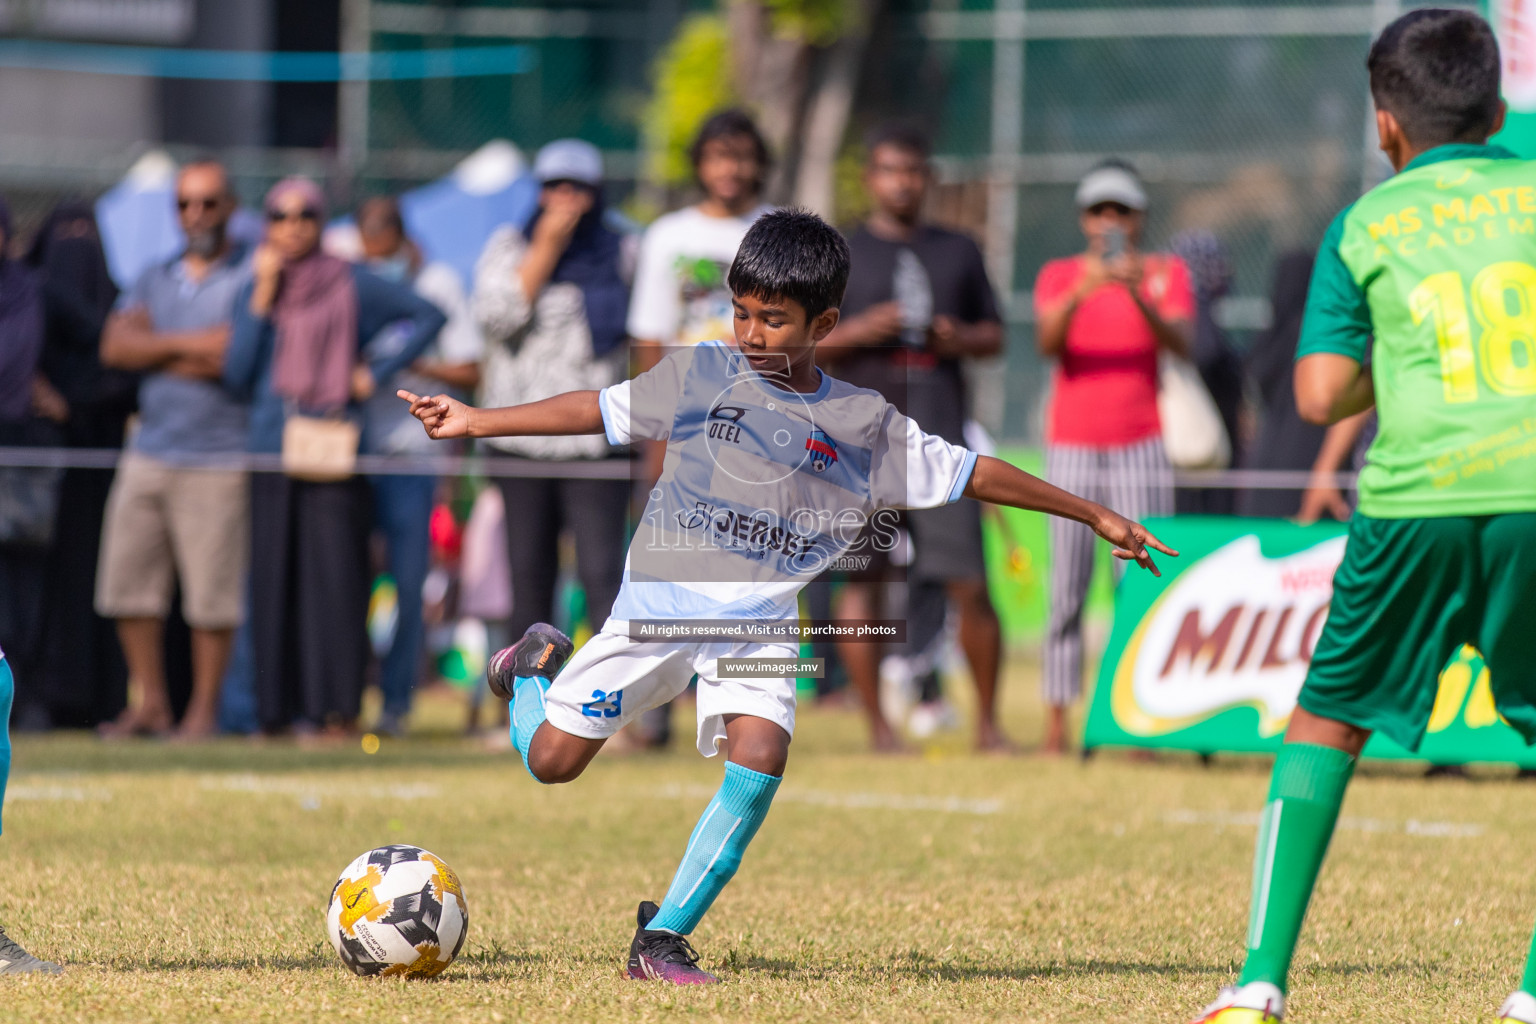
[95,452,250,629]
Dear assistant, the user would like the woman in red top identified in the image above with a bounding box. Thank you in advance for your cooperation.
[1032,160,1193,754]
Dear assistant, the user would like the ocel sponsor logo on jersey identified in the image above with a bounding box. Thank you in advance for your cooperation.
[708,403,748,444]
[1108,535,1347,737]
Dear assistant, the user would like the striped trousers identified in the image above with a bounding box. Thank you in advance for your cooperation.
[1044,436,1173,707]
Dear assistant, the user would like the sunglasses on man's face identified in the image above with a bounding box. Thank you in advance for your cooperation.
[267,208,319,224]
[177,196,224,213]
[1086,202,1134,217]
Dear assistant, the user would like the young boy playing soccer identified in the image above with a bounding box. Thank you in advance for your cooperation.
[403,209,1174,983]
[1194,10,1536,1022]
[0,649,62,974]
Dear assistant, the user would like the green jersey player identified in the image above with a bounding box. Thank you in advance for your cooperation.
[1195,9,1536,1023]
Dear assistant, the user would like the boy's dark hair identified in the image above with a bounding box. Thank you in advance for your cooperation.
[865,121,931,161]
[728,208,850,321]
[1368,9,1501,147]
[690,108,771,180]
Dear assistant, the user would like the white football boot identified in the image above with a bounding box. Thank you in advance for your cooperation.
[1499,991,1536,1023]
[1191,981,1285,1023]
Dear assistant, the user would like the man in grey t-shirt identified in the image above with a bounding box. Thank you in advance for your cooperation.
[96,160,251,739]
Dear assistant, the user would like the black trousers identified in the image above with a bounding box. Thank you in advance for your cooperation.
[249,473,372,731]
[496,475,628,638]
[0,546,46,679]
[42,463,128,727]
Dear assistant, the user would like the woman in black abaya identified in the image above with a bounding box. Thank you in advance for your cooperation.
[25,202,135,729]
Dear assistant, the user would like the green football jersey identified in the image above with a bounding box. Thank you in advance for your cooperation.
[1299,143,1536,518]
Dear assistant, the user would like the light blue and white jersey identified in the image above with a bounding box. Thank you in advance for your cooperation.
[598,340,977,629]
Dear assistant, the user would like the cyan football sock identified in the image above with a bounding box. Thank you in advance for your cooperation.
[648,762,781,935]
[509,675,552,781]
[1238,742,1356,993]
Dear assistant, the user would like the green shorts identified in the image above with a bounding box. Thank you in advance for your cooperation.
[1299,511,1536,751]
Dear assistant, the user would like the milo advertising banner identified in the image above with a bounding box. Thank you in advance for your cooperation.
[1083,517,1536,766]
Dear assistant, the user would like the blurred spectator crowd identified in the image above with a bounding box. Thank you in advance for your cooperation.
[0,112,1348,751]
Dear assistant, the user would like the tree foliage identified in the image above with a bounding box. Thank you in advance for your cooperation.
[642,14,735,189]
[642,0,878,214]
[762,0,854,46]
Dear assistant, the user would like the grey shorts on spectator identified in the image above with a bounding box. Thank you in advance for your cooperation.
[95,452,250,629]
[908,498,987,583]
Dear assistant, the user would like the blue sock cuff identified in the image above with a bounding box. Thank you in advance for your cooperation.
[719,762,781,818]
[510,675,552,783]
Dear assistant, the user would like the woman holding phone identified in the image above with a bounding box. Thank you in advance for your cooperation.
[1031,159,1193,754]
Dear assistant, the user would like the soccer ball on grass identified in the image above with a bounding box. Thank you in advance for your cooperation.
[325,844,469,978]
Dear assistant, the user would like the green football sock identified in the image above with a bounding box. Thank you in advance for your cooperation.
[1237,742,1356,993]
[1519,916,1536,995]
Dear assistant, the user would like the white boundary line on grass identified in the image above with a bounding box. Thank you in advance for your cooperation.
[3,784,113,803]
[657,782,1003,816]
[199,774,442,802]
[4,775,446,807]
[1165,809,1485,838]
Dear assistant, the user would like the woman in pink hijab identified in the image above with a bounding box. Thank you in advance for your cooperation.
[225,177,445,738]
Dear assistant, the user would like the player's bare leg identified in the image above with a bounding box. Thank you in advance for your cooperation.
[1282,706,1369,755]
[525,725,606,784]
[719,713,790,776]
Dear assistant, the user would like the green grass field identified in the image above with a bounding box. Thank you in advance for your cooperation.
[3,668,1533,1023]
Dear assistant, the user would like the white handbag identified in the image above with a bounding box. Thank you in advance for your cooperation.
[281,413,361,482]
[1157,353,1231,470]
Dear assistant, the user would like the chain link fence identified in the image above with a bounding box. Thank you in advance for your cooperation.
[0,0,1399,441]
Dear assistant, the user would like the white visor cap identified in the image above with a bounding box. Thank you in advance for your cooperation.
[534,139,604,187]
[1075,165,1147,211]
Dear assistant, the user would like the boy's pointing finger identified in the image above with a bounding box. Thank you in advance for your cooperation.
[1141,528,1179,558]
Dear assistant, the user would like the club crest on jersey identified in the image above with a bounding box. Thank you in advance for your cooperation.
[805,430,838,473]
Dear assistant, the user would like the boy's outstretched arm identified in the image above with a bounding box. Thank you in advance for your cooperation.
[398,389,605,441]
[962,455,1178,576]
